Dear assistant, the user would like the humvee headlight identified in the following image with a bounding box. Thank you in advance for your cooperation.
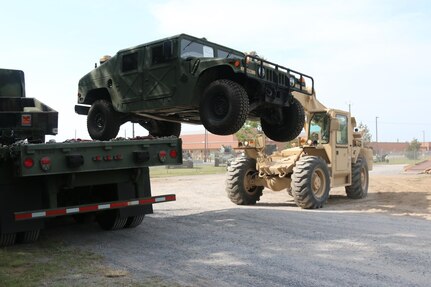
[289,77,296,87]
[244,141,249,147]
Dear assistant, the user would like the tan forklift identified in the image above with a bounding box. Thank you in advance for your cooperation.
[226,88,373,209]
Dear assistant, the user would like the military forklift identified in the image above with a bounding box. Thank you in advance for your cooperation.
[226,87,373,209]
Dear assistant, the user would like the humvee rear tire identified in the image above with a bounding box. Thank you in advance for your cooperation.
[87,100,120,140]
[140,120,181,137]
[261,97,305,142]
[200,79,249,135]
[226,157,263,205]
[96,210,127,230]
[345,155,369,199]
[0,233,16,247]
[291,156,330,209]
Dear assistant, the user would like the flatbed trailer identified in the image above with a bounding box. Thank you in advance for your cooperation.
[0,68,182,246]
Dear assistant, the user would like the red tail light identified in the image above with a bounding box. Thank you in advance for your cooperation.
[159,150,167,162]
[23,158,34,168]
[169,149,177,158]
[40,157,51,172]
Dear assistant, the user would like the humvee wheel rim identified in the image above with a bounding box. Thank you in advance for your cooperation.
[213,94,229,118]
[244,169,257,195]
[95,113,105,129]
[311,168,326,198]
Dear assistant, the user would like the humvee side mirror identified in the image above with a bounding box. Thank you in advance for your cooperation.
[330,119,340,131]
[163,40,173,59]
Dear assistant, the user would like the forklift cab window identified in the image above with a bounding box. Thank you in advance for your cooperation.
[336,114,348,145]
[309,112,329,144]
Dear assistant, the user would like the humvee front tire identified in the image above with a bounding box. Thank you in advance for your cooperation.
[87,100,120,140]
[200,79,249,135]
[261,97,305,142]
[345,155,369,199]
[226,157,263,205]
[291,156,330,209]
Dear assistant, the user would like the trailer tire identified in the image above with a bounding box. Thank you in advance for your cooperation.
[124,215,145,228]
[96,210,127,230]
[261,97,305,142]
[226,157,263,205]
[87,100,120,140]
[140,120,181,137]
[291,156,330,209]
[345,155,369,199]
[0,233,16,247]
[16,230,40,244]
[200,79,249,135]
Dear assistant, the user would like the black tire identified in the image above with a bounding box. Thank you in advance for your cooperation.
[16,230,40,244]
[261,97,305,142]
[200,79,249,135]
[87,99,120,140]
[96,210,127,230]
[0,233,16,247]
[226,157,263,205]
[291,156,330,209]
[140,120,181,137]
[124,215,145,228]
[345,155,369,199]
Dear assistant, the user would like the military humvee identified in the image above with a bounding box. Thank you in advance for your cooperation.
[76,34,314,141]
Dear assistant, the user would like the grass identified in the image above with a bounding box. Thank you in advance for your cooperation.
[374,156,431,165]
[0,240,101,287]
[149,164,227,177]
[0,239,184,286]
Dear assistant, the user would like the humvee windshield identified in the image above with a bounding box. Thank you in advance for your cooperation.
[309,112,329,144]
[180,39,243,59]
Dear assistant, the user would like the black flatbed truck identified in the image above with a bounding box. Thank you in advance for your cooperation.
[0,68,182,246]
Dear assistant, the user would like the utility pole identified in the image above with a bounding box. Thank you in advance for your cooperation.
[375,116,379,155]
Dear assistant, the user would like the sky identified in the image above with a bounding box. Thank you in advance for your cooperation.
[1,0,430,143]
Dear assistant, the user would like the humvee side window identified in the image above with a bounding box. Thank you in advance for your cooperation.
[309,112,329,144]
[218,49,243,59]
[336,114,348,145]
[181,39,214,58]
[122,52,138,73]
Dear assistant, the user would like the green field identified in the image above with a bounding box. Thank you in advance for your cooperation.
[149,164,227,177]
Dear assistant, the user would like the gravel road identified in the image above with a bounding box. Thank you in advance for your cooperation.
[44,168,431,287]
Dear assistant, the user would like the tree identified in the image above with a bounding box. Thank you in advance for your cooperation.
[405,138,421,160]
[358,122,372,143]
[235,120,261,142]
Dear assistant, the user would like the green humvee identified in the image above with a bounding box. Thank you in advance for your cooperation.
[76,34,314,141]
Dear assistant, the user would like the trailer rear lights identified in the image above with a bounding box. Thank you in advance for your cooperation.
[93,155,102,161]
[23,158,34,168]
[133,151,150,163]
[40,157,51,171]
[159,150,167,162]
[169,149,177,158]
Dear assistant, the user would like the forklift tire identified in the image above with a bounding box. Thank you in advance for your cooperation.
[226,157,263,205]
[291,156,330,209]
[16,230,40,244]
[345,155,369,199]
[96,210,127,230]
[87,99,120,141]
[0,233,16,247]
[261,97,305,142]
[124,215,145,228]
[200,79,249,135]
